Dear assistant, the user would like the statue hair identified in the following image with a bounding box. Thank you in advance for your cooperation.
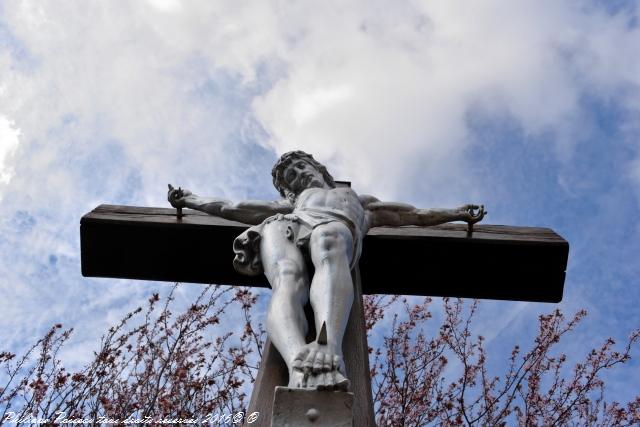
[272,151,336,199]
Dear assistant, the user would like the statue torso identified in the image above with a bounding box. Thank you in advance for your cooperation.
[294,187,367,236]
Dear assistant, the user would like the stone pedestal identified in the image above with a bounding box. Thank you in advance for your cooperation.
[271,387,354,427]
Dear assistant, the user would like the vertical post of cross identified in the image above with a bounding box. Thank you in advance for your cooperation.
[247,267,374,427]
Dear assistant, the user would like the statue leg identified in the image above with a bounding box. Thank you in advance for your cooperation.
[259,220,310,388]
[302,221,355,390]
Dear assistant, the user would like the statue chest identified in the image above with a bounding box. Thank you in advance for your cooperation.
[296,188,364,219]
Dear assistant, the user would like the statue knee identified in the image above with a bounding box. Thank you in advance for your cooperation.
[270,258,308,302]
[274,259,305,283]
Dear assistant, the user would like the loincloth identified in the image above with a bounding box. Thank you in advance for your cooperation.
[232,209,363,277]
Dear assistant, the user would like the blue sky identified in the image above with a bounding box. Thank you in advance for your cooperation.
[1,0,639,403]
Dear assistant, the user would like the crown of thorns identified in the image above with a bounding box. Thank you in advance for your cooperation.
[272,151,336,197]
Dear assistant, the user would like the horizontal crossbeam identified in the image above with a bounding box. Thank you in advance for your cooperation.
[81,205,568,302]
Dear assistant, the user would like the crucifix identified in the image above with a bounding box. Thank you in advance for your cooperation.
[80,151,568,426]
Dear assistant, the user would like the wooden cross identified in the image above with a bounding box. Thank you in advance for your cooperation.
[80,192,567,426]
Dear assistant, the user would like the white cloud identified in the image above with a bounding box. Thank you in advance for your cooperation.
[252,1,640,197]
[1,1,639,202]
[0,116,21,189]
[147,0,182,13]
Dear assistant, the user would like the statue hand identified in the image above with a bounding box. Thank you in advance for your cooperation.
[167,184,192,208]
[458,204,486,224]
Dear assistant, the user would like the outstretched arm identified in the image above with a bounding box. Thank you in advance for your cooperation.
[168,184,293,225]
[361,195,485,228]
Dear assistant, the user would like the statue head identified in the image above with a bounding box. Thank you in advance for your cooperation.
[272,151,336,201]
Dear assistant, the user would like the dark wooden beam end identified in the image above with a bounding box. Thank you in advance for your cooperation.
[80,205,269,288]
[360,224,567,302]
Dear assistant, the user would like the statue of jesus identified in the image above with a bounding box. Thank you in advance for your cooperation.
[168,150,484,391]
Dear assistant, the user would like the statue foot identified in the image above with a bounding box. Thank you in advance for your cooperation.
[288,367,308,389]
[292,341,345,374]
[312,369,350,391]
[288,342,350,391]
[287,366,350,391]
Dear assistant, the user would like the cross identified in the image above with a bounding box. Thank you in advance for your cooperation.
[80,154,568,427]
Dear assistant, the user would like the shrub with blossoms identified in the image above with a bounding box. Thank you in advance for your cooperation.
[1,285,639,426]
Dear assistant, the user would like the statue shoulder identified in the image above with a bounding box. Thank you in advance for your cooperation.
[358,194,380,208]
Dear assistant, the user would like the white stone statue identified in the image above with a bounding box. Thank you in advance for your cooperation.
[168,151,484,391]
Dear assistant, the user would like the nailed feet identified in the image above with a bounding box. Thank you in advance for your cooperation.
[288,341,350,391]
